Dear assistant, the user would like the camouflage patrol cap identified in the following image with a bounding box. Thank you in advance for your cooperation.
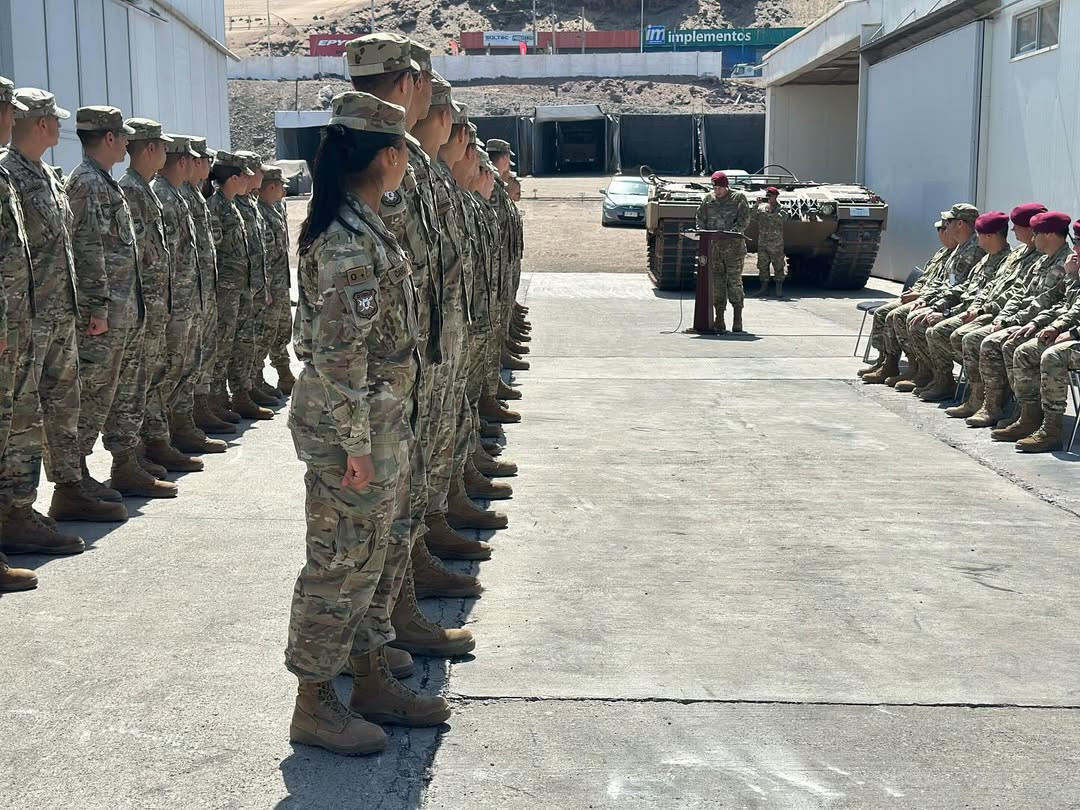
[345,33,421,78]
[409,40,433,72]
[235,150,265,172]
[485,138,515,157]
[429,70,453,108]
[949,203,979,223]
[213,149,255,176]
[13,88,70,120]
[76,106,136,134]
[125,118,173,143]
[466,123,478,145]
[0,77,27,111]
[261,165,284,183]
[163,134,199,157]
[188,137,214,158]
[934,219,944,229]
[329,91,408,138]
[939,209,956,223]
[451,100,468,125]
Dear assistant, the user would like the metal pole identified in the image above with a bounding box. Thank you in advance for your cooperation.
[532,0,537,53]
[370,0,375,30]
[640,0,644,52]
[551,0,556,55]
[266,0,272,57]
[581,7,585,54]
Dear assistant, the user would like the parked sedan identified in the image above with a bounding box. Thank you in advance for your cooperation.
[600,176,649,227]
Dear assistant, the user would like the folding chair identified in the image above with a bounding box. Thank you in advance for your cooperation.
[953,364,967,404]
[854,301,889,360]
[1067,371,1080,453]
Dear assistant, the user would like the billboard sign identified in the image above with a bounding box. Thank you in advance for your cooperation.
[309,34,360,57]
[483,31,537,48]
[642,26,802,50]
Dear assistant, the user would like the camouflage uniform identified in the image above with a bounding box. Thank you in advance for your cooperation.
[487,179,516,395]
[152,173,202,426]
[120,167,172,445]
[65,155,145,457]
[1010,259,1080,408]
[234,192,268,390]
[462,189,496,455]
[258,196,292,370]
[868,246,950,356]
[978,243,1072,391]
[207,187,250,398]
[752,201,785,283]
[1024,340,1080,415]
[695,189,750,314]
[285,192,419,681]
[0,145,35,513]
[0,147,81,503]
[181,182,218,396]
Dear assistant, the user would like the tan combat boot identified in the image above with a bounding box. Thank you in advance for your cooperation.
[257,373,285,401]
[135,443,169,479]
[447,477,508,530]
[501,352,530,371]
[507,340,530,356]
[464,463,513,501]
[1016,411,1064,453]
[918,371,956,403]
[384,646,415,679]
[945,382,983,418]
[966,387,1008,428]
[413,539,483,599]
[79,458,123,503]
[425,512,492,561]
[474,449,517,478]
[274,362,296,395]
[713,305,728,335]
[349,648,451,727]
[481,440,503,457]
[110,451,178,499]
[231,390,274,420]
[49,482,128,523]
[479,421,504,440]
[862,354,900,384]
[479,396,521,424]
[891,357,925,392]
[732,307,744,334]
[194,394,236,435]
[211,391,242,424]
[497,379,522,401]
[289,680,387,756]
[858,356,884,377]
[144,439,204,473]
[390,570,476,657]
[2,505,86,554]
[991,401,1043,442]
[0,551,38,592]
[170,415,227,455]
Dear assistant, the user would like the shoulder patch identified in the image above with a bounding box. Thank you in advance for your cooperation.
[382,191,402,207]
[352,287,379,320]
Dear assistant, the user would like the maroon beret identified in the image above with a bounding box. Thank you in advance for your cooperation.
[1010,202,1048,227]
[1074,219,1080,239]
[975,211,1009,234]
[1030,211,1072,234]
[710,171,728,187]
[766,186,780,195]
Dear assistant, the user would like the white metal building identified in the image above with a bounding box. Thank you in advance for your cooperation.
[0,0,233,170]
[763,0,1078,282]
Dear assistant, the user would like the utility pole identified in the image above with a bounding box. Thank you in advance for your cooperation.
[639,0,644,53]
[370,0,375,31]
[266,0,272,57]
[551,0,557,55]
[581,7,585,54]
[532,0,537,53]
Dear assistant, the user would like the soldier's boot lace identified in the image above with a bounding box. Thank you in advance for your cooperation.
[424,512,492,562]
[390,567,476,658]
[349,648,451,727]
[2,505,86,555]
[78,458,123,503]
[49,482,128,524]
[991,401,1043,442]
[289,680,386,756]
[110,451,178,499]
[412,538,483,599]
[1016,411,1064,453]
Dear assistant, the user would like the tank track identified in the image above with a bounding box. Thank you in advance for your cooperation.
[821,220,884,290]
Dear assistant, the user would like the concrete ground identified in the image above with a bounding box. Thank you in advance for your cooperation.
[4,188,1080,808]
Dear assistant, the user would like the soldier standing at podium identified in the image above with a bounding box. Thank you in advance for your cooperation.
[696,171,750,334]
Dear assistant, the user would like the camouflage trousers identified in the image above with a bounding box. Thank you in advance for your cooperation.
[195,294,218,396]
[76,322,146,457]
[142,307,172,444]
[213,286,249,396]
[708,242,746,313]
[958,322,1000,385]
[883,303,927,358]
[1012,337,1075,412]
[237,289,269,388]
[285,370,411,681]
[163,315,202,423]
[924,314,968,371]
[266,289,292,368]
[407,353,434,549]
[249,288,280,386]
[869,299,906,354]
[3,316,82,506]
[425,324,467,515]
[756,246,786,283]
[0,320,34,509]
[978,326,1029,391]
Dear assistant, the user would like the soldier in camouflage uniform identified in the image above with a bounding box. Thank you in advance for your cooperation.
[967,211,1073,428]
[286,91,451,756]
[182,137,233,437]
[346,33,481,655]
[206,151,254,424]
[67,107,174,500]
[695,170,750,334]
[3,89,123,533]
[1007,219,1080,453]
[232,151,277,418]
[0,77,46,589]
[257,165,294,396]
[154,135,225,457]
[751,186,786,297]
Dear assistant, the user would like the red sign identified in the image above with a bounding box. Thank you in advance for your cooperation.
[309,34,361,57]
[519,41,528,55]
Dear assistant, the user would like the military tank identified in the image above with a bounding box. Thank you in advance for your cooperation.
[644,166,888,291]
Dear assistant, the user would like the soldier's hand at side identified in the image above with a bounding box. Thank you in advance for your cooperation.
[960,310,977,324]
[1065,254,1079,274]
[1017,324,1037,339]
[926,313,944,326]
[266,291,273,306]
[342,455,374,493]
[87,317,108,336]
[1039,327,1059,343]
[1055,332,1074,345]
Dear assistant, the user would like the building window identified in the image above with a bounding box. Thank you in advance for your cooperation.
[1013,1,1060,57]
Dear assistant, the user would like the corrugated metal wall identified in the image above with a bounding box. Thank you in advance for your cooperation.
[0,0,229,170]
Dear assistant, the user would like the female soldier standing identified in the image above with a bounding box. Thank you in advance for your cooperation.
[286,91,449,757]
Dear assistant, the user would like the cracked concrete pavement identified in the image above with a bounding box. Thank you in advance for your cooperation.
[4,193,1080,808]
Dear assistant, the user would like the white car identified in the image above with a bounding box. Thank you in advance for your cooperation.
[600,176,649,227]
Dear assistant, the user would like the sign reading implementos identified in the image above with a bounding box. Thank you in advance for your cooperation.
[643,26,802,49]
[483,31,537,48]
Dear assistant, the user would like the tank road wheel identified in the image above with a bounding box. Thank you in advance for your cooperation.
[821,222,884,290]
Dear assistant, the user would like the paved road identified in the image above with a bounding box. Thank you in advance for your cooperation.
[3,273,1079,809]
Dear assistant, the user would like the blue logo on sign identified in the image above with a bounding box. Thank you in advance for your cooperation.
[644,25,666,45]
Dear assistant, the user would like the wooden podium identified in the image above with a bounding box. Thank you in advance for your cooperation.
[682,230,744,334]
